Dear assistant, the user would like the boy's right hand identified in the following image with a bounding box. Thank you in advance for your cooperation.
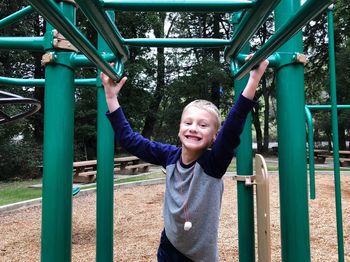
[100,63,127,99]
[100,63,127,112]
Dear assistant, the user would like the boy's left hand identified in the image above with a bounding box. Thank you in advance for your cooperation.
[245,54,269,82]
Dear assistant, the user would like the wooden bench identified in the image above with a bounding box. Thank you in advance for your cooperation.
[339,157,350,167]
[73,160,97,183]
[114,156,153,175]
[124,163,152,174]
[76,170,97,183]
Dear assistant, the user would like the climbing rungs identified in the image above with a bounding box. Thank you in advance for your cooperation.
[102,0,255,12]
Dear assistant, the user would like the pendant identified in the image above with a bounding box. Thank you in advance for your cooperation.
[184,221,192,231]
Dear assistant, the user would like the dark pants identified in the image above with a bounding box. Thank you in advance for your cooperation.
[157,229,194,262]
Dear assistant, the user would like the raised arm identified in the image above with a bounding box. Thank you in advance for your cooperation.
[242,54,269,99]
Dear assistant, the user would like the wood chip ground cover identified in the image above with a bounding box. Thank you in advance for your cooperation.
[0,174,349,261]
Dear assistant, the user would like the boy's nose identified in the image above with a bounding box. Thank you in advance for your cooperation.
[189,124,198,132]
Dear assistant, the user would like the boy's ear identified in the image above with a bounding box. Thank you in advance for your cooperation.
[212,133,217,144]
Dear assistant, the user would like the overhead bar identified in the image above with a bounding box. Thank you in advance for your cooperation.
[75,0,129,62]
[0,76,96,87]
[224,0,281,62]
[124,38,230,48]
[233,0,333,80]
[102,0,254,12]
[27,0,122,82]
[0,37,45,51]
[0,6,34,30]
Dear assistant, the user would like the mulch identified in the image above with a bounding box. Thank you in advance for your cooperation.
[0,174,349,261]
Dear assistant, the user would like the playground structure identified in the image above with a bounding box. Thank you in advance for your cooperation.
[0,0,345,261]
[0,90,41,124]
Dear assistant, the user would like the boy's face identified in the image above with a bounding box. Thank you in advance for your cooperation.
[178,106,218,154]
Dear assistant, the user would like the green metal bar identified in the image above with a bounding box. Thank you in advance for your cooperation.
[96,11,116,262]
[74,0,129,62]
[125,38,230,48]
[235,45,255,262]
[0,76,96,87]
[275,0,310,261]
[233,0,333,80]
[235,53,281,67]
[0,6,34,29]
[307,105,350,110]
[0,37,45,51]
[72,53,116,67]
[27,0,123,81]
[40,4,76,261]
[102,0,254,12]
[223,0,281,62]
[305,104,350,201]
[304,106,316,200]
[231,53,280,76]
[327,6,344,261]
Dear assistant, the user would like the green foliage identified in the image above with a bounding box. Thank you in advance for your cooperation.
[0,134,42,180]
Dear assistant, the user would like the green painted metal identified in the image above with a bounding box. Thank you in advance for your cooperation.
[0,6,34,29]
[41,65,75,262]
[235,53,280,68]
[125,38,230,48]
[233,0,333,79]
[327,6,344,261]
[275,0,310,261]
[96,11,117,262]
[72,53,116,67]
[304,106,316,199]
[40,3,76,261]
[305,104,350,201]
[235,45,255,262]
[0,76,96,87]
[0,37,44,50]
[231,53,280,76]
[27,0,122,82]
[307,105,350,110]
[75,0,129,63]
[102,0,254,12]
[223,0,281,62]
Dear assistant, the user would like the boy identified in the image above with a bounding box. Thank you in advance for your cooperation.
[101,56,268,262]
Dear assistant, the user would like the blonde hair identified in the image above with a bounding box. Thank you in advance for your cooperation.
[182,100,221,132]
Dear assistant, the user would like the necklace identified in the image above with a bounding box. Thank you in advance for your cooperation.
[176,161,194,231]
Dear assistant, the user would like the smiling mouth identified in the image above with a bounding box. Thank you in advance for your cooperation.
[185,135,201,141]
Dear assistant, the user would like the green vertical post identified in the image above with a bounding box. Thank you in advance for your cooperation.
[327,6,344,261]
[304,106,316,199]
[41,2,76,261]
[275,0,310,261]
[235,45,255,262]
[96,11,116,262]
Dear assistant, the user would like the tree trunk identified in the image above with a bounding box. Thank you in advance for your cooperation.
[252,106,263,152]
[262,77,270,153]
[141,13,166,139]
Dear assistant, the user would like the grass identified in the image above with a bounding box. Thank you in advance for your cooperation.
[1,158,349,207]
[0,173,166,206]
[0,178,42,206]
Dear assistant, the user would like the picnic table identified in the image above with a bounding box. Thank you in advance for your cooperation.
[114,156,152,175]
[73,160,97,183]
[307,149,331,164]
[336,150,350,167]
[73,156,153,183]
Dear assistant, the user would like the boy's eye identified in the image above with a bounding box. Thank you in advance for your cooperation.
[200,123,208,128]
